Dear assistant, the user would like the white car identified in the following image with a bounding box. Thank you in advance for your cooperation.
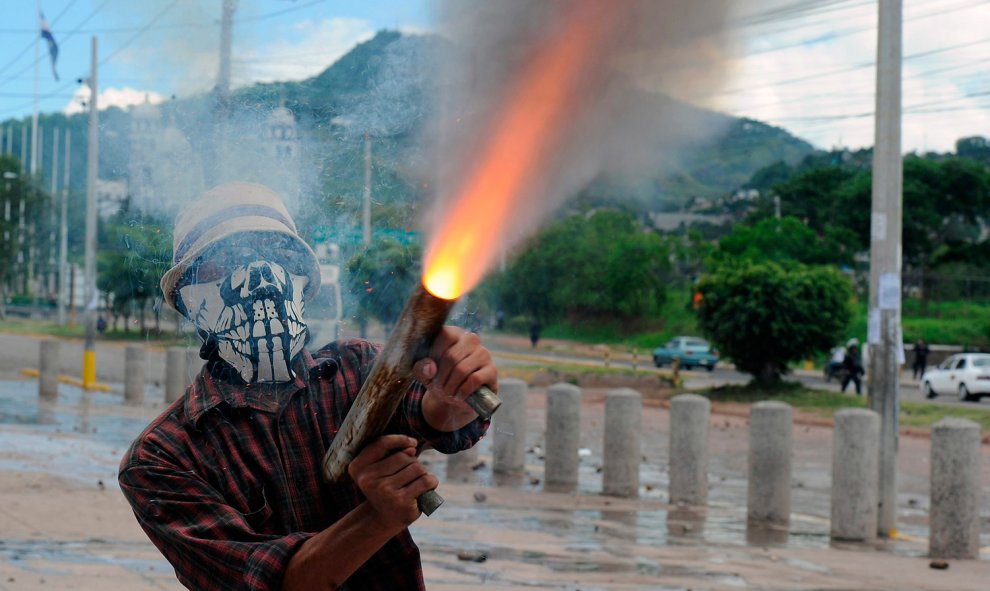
[922,353,990,402]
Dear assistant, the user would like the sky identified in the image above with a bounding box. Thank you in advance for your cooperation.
[0,0,988,153]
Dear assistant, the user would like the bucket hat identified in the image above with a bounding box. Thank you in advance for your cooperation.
[160,182,321,312]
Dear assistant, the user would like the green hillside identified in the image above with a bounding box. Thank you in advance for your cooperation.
[1,30,816,215]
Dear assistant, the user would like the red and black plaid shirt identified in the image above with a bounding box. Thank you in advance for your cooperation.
[119,339,488,591]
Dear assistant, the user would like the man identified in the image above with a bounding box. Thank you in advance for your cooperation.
[841,343,864,395]
[912,338,930,381]
[119,183,495,591]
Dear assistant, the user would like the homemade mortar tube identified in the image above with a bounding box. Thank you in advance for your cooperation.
[747,401,792,525]
[930,418,982,559]
[321,283,502,516]
[669,394,710,506]
[830,408,879,541]
[544,382,581,490]
[39,340,60,400]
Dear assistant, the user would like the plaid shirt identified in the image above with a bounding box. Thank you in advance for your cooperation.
[119,339,488,591]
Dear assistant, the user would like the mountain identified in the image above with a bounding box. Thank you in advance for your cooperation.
[0,30,817,218]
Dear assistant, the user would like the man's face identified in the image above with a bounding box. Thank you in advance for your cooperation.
[176,236,310,384]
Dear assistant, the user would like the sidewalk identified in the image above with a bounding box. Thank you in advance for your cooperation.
[0,375,987,590]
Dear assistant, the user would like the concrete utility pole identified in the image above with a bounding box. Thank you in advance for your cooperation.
[57,128,70,326]
[31,0,40,176]
[363,131,372,245]
[210,0,236,186]
[48,126,59,296]
[867,0,903,538]
[83,37,99,388]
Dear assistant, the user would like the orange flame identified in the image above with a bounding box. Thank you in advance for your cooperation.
[422,0,624,300]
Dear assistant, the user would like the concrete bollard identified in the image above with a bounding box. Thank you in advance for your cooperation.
[747,401,792,525]
[545,382,581,491]
[669,394,710,505]
[39,340,60,400]
[603,388,641,498]
[446,445,480,482]
[165,347,187,403]
[492,378,527,475]
[830,408,879,541]
[124,345,146,405]
[930,418,982,559]
[185,346,204,387]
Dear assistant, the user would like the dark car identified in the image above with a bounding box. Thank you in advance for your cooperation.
[653,336,719,371]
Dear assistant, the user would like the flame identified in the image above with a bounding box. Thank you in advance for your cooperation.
[422,0,625,300]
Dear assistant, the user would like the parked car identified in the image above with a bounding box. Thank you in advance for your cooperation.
[922,353,990,402]
[653,336,719,371]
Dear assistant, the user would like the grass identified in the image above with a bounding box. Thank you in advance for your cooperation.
[0,317,192,346]
[900,401,990,431]
[702,380,990,432]
[536,287,702,353]
[847,298,990,350]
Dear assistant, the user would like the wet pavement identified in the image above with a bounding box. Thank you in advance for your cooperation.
[0,342,989,589]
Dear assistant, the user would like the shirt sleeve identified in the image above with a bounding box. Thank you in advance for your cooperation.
[119,449,313,591]
[399,383,490,454]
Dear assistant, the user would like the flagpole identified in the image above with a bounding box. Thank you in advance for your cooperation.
[31,0,41,176]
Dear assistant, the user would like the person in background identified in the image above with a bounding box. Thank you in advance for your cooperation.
[825,344,846,382]
[912,339,930,380]
[841,342,865,395]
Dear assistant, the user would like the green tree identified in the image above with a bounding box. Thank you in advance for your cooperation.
[345,237,422,332]
[712,216,853,267]
[98,215,172,333]
[496,210,670,325]
[696,261,852,384]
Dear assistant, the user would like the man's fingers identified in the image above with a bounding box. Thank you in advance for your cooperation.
[412,358,438,385]
[347,435,416,477]
[441,347,496,399]
[433,331,482,390]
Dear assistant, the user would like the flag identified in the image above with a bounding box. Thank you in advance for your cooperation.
[39,12,59,81]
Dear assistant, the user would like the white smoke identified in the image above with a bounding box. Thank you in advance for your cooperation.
[422,0,743,264]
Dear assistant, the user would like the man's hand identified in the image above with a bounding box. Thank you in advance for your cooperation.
[347,435,438,533]
[413,326,497,431]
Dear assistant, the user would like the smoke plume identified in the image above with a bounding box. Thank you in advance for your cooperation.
[422,0,742,284]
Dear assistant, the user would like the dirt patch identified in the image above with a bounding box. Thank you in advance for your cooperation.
[501,366,674,400]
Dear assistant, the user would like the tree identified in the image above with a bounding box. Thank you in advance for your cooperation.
[695,261,852,384]
[495,209,670,326]
[98,215,172,333]
[711,216,853,267]
[345,237,422,333]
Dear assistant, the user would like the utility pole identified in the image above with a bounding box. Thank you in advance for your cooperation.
[48,126,59,297]
[358,131,373,339]
[363,131,372,245]
[58,128,70,326]
[31,0,40,176]
[83,37,99,389]
[210,0,236,186]
[867,0,903,538]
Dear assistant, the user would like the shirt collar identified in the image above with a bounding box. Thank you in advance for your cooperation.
[184,349,319,425]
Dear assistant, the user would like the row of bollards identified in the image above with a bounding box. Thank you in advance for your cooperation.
[477,380,985,559]
[35,339,203,406]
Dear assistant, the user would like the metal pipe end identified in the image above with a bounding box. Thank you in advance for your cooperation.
[417,489,444,516]
[466,385,501,421]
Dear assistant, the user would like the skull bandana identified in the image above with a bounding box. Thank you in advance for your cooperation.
[178,260,309,383]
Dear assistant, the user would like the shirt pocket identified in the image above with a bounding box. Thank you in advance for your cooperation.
[239,486,274,531]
